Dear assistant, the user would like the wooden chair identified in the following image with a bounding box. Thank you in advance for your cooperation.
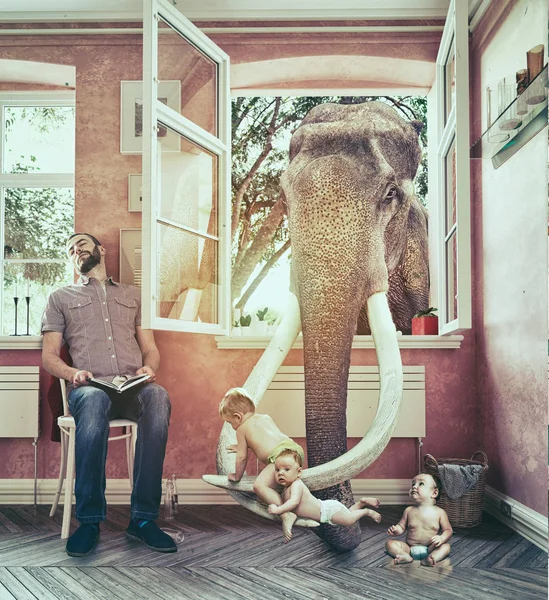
[49,379,138,539]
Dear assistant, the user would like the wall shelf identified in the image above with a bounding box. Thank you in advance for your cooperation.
[470,65,547,169]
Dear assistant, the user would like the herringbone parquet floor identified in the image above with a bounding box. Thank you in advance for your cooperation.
[0,504,546,599]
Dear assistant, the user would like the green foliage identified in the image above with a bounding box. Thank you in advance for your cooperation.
[256,307,269,321]
[413,307,438,318]
[239,314,252,327]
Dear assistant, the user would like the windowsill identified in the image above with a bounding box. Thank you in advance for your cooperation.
[0,336,42,350]
[215,334,464,350]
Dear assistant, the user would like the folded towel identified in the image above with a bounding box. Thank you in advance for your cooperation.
[437,463,484,500]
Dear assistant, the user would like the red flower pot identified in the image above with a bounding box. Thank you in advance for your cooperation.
[411,316,438,335]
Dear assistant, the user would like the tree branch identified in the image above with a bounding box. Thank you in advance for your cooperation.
[231,98,282,238]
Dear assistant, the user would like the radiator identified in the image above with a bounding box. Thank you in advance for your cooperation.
[260,365,425,438]
[0,366,40,438]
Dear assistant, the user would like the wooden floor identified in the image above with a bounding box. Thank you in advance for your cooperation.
[0,504,546,599]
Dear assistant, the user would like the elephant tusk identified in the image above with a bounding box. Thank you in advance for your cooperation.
[207,291,402,517]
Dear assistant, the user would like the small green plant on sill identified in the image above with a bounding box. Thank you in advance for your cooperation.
[413,307,438,318]
[239,314,252,327]
[233,320,240,328]
[256,307,269,321]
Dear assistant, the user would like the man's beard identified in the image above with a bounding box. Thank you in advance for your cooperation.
[77,246,101,274]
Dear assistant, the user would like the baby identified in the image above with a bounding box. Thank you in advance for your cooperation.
[219,387,306,540]
[267,449,381,542]
[386,473,452,566]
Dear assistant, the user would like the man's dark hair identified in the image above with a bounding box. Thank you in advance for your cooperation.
[66,233,102,247]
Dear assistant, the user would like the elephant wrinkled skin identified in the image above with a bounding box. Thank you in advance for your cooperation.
[280,101,429,550]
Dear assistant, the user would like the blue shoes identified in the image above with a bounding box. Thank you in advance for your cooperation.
[66,523,99,557]
[126,520,177,553]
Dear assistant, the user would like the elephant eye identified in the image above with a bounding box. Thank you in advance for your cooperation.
[383,186,398,204]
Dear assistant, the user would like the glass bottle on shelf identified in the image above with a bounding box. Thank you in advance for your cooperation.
[171,474,179,515]
[164,478,175,521]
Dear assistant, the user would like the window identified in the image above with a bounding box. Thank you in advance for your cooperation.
[141,1,471,343]
[141,0,231,335]
[433,0,471,334]
[0,93,75,336]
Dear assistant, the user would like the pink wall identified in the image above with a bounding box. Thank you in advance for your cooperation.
[470,0,547,515]
[0,24,496,505]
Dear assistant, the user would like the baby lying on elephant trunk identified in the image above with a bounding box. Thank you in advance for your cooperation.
[267,449,381,543]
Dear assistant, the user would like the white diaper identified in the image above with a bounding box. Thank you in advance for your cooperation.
[319,499,350,526]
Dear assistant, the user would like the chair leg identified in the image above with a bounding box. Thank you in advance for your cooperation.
[125,431,133,489]
[50,432,68,517]
[61,428,76,539]
[128,425,137,489]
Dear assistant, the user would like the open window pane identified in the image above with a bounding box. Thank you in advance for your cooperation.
[444,40,455,124]
[445,232,457,323]
[3,106,75,174]
[158,127,218,238]
[2,261,73,336]
[4,187,74,260]
[444,139,456,234]
[157,18,217,137]
[155,222,218,325]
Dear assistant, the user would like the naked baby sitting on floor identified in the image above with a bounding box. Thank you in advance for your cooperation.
[267,449,381,542]
[386,473,453,566]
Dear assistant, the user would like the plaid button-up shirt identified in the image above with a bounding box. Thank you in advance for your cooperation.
[41,276,143,385]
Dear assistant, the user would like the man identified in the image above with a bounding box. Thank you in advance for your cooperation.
[42,233,176,556]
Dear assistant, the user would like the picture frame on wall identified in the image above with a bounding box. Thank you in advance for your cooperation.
[119,228,142,288]
[128,174,142,212]
[120,80,181,154]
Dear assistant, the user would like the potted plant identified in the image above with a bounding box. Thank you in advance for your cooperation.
[411,307,438,335]
[239,313,252,335]
[254,307,269,335]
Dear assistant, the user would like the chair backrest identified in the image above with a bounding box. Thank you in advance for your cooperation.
[60,378,69,417]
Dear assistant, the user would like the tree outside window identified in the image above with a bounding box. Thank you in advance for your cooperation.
[1,101,75,336]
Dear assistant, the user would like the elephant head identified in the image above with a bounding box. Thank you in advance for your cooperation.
[279,101,429,549]
[209,101,428,552]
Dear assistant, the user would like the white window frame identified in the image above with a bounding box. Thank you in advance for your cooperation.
[141,0,231,335]
[0,91,75,339]
[433,0,471,334]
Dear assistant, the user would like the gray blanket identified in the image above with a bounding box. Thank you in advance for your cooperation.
[437,464,484,500]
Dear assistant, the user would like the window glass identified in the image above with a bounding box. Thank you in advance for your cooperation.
[157,19,217,137]
[3,106,75,174]
[444,139,456,234]
[444,40,455,124]
[0,98,75,337]
[155,222,218,324]
[2,261,73,336]
[158,132,218,238]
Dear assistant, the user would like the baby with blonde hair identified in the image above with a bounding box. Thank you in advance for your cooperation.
[219,387,305,541]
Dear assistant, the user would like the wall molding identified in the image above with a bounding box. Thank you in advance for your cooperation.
[484,485,548,551]
[0,478,412,506]
[2,479,546,551]
[216,334,464,350]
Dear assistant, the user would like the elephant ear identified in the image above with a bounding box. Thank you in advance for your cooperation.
[410,120,424,136]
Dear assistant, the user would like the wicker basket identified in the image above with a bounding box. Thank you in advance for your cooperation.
[423,451,489,528]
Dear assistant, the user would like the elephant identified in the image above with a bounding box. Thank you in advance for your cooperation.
[206,101,429,552]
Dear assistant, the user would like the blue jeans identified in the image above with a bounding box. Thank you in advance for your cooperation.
[68,383,171,524]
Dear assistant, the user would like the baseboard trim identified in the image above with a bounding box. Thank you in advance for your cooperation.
[484,485,548,551]
[0,478,412,506]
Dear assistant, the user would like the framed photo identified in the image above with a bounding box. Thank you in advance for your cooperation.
[120,80,181,154]
[119,228,142,288]
[128,173,142,212]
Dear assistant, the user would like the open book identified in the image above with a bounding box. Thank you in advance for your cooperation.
[86,374,150,394]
